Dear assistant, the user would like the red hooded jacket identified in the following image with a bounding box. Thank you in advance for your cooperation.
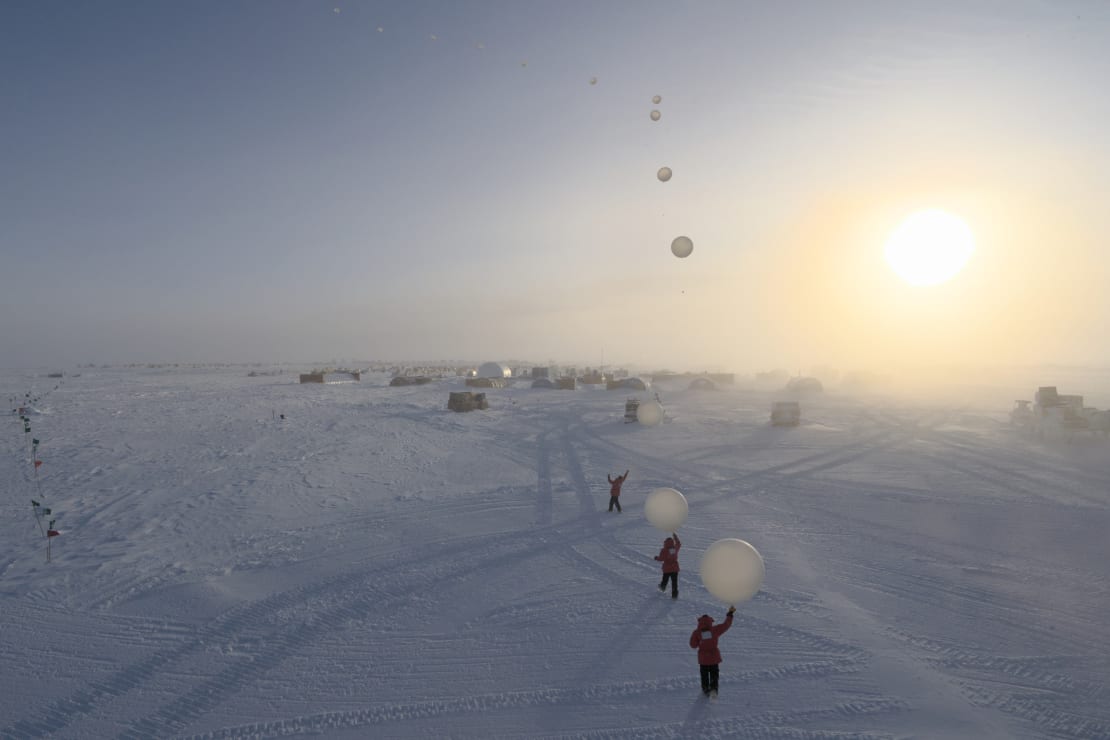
[654,534,681,573]
[608,472,628,497]
[689,612,733,665]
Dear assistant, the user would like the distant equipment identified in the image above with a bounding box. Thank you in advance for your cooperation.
[771,401,800,427]
[785,376,823,394]
[466,377,508,389]
[1014,386,1107,440]
[300,370,361,384]
[607,377,648,391]
[448,392,488,412]
[1009,400,1033,426]
[390,376,432,387]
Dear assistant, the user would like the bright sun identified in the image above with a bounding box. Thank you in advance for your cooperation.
[884,209,975,286]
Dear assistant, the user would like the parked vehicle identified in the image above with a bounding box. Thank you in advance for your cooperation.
[771,401,801,427]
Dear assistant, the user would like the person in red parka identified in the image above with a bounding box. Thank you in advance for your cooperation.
[689,606,736,697]
[654,532,681,598]
[606,470,628,513]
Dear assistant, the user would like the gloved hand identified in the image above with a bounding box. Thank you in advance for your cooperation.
[727,606,736,616]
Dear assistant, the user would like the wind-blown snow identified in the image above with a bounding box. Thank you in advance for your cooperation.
[2,367,1108,739]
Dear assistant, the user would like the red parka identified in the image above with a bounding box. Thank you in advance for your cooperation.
[608,472,628,497]
[689,612,733,665]
[654,534,681,573]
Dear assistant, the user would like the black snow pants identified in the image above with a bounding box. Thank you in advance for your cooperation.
[659,572,678,597]
[699,664,720,694]
[608,495,621,512]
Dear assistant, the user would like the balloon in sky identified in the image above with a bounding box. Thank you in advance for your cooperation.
[637,400,664,427]
[650,110,661,121]
[671,236,693,258]
[645,487,688,532]
[653,95,662,104]
[700,538,765,605]
[657,166,672,182]
[590,76,598,85]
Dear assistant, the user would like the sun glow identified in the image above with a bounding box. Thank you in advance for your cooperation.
[884,209,975,286]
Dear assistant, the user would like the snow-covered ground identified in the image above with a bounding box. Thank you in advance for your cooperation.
[2,367,1108,739]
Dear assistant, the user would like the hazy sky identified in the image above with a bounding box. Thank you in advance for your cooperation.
[3,0,1109,372]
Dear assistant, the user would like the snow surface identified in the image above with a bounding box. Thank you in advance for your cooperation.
[2,367,1109,739]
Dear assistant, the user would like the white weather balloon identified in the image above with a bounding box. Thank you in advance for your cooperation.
[652,95,662,104]
[637,400,664,426]
[700,538,765,604]
[671,236,693,258]
[590,76,598,85]
[657,166,672,182]
[645,488,688,531]
[650,109,661,121]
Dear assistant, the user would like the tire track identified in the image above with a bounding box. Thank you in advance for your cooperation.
[3,519,615,739]
[924,436,1108,509]
[536,430,553,527]
[548,425,867,666]
[178,660,879,740]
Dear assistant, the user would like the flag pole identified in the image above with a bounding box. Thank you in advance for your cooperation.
[31,502,45,538]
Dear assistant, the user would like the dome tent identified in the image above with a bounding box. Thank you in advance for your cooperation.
[477,362,511,379]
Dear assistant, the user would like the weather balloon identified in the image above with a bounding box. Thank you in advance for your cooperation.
[671,236,693,258]
[650,110,661,121]
[637,400,664,427]
[657,167,672,182]
[645,488,688,531]
[700,538,765,605]
[652,95,662,104]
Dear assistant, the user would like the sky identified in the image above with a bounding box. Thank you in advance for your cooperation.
[3,0,1109,375]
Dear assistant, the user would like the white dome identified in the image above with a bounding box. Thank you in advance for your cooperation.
[477,362,511,379]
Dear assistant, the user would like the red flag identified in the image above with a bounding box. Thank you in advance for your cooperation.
[34,460,43,468]
[47,530,60,537]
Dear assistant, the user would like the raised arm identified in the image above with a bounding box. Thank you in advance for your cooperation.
[713,611,734,637]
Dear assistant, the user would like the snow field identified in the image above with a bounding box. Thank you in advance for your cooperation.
[2,367,1109,738]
